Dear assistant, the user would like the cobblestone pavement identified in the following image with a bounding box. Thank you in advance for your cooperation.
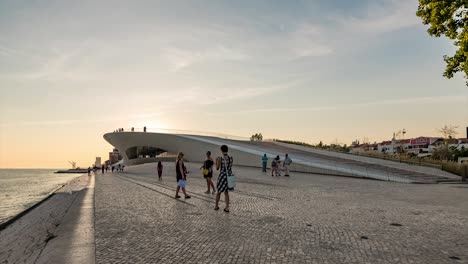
[95,162,468,264]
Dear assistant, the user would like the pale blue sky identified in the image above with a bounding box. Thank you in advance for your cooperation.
[0,0,467,168]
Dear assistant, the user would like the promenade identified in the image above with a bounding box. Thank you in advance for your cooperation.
[95,163,468,264]
[1,162,468,263]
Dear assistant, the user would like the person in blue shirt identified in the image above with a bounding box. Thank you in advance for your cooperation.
[261,154,268,172]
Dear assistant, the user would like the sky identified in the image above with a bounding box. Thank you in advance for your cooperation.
[0,0,467,168]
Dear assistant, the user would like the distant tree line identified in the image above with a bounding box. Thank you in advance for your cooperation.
[273,139,350,153]
[250,133,263,142]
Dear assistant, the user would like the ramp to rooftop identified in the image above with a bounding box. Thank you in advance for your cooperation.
[103,131,461,183]
[179,135,460,183]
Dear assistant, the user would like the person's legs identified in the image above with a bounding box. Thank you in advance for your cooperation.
[205,179,210,193]
[215,192,221,209]
[209,179,215,193]
[224,192,230,211]
[271,166,275,176]
[182,187,190,198]
[175,186,180,197]
[285,165,290,176]
[262,163,266,172]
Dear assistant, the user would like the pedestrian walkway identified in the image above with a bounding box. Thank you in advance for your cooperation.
[95,162,468,264]
[36,175,95,264]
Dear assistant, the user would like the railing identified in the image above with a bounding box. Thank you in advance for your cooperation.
[350,151,443,169]
[270,156,417,183]
[110,127,250,141]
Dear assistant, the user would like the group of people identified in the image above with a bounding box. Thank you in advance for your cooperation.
[154,148,292,212]
[261,153,292,177]
[87,164,125,175]
[112,164,125,172]
[157,145,233,212]
[114,126,148,133]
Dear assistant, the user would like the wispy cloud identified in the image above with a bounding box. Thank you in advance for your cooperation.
[0,45,17,57]
[287,24,334,58]
[163,45,249,72]
[213,95,465,115]
[0,111,167,127]
[335,0,420,34]
[155,81,297,107]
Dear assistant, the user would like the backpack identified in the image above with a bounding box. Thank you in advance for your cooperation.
[271,160,277,167]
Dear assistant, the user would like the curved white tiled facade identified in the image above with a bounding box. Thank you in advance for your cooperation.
[103,131,456,183]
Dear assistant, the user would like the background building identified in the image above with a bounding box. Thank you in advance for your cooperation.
[109,148,122,165]
[95,157,101,167]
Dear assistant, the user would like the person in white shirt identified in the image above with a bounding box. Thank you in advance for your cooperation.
[283,154,292,177]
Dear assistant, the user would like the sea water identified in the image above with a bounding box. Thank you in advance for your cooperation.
[0,169,81,224]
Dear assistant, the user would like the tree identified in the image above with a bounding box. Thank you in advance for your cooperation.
[438,124,459,139]
[250,133,263,142]
[416,1,468,85]
[432,145,450,160]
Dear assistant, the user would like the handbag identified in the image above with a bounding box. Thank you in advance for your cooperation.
[223,156,236,190]
[227,174,236,190]
[203,168,209,176]
[177,179,186,188]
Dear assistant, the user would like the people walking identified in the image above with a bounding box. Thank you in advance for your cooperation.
[271,157,277,177]
[111,166,115,172]
[283,154,292,177]
[101,164,105,174]
[87,167,91,176]
[175,152,191,199]
[261,154,268,172]
[274,155,281,176]
[201,151,215,194]
[215,145,233,212]
[157,161,163,180]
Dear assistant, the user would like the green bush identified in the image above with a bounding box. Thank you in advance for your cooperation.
[441,162,466,176]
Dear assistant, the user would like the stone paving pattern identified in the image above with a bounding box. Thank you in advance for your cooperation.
[95,162,468,264]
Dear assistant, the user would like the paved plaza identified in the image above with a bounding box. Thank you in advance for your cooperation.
[94,162,468,264]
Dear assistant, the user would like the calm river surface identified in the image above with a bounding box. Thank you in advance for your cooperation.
[0,169,80,224]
